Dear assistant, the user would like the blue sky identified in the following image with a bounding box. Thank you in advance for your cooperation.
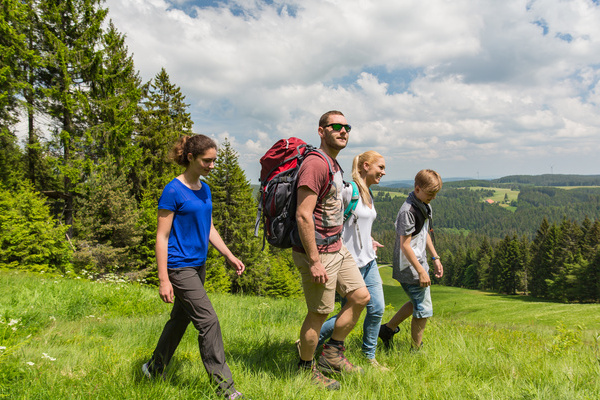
[104,0,600,182]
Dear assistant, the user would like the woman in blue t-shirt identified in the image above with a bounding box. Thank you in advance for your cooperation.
[142,134,247,400]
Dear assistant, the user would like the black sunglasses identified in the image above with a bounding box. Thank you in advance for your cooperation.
[324,123,352,132]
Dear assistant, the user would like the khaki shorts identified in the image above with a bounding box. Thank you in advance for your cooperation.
[293,245,366,314]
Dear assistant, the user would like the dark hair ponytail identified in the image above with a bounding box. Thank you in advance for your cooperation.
[170,134,217,167]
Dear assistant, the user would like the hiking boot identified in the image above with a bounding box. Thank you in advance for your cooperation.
[378,324,400,349]
[410,342,425,354]
[317,343,364,374]
[299,361,340,390]
[367,357,390,371]
[141,359,165,380]
[224,390,248,399]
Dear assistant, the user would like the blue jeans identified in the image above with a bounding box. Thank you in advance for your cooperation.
[318,259,385,359]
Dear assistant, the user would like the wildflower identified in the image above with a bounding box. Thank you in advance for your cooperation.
[0,346,6,351]
[8,319,20,326]
[42,353,56,361]
[50,316,56,321]
[27,362,35,366]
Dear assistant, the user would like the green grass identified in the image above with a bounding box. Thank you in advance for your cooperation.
[380,266,600,340]
[1,269,599,399]
[371,190,406,199]
[469,186,519,210]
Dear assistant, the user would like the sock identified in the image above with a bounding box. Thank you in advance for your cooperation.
[327,338,344,347]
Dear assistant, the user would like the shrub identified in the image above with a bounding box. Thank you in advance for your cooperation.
[0,183,72,271]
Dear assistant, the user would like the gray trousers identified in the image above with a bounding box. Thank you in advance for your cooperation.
[151,265,235,396]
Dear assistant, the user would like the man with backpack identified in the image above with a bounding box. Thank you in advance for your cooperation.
[294,110,370,390]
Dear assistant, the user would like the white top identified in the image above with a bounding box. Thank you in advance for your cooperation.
[342,185,377,268]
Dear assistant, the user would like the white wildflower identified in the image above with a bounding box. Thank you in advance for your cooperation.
[0,346,6,351]
[26,362,35,366]
[42,353,56,361]
[8,319,19,326]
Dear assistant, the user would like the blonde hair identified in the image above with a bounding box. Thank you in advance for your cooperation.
[414,169,442,193]
[351,150,383,206]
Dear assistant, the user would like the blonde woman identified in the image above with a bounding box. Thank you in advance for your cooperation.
[318,150,388,369]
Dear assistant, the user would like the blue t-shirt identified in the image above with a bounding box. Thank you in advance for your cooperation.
[158,178,212,269]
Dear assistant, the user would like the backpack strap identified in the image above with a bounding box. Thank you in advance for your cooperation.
[304,149,342,247]
[305,149,336,202]
[343,181,360,222]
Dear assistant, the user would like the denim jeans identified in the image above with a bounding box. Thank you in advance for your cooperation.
[318,259,385,359]
[401,282,433,318]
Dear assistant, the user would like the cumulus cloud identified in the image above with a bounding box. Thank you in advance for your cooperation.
[105,0,600,180]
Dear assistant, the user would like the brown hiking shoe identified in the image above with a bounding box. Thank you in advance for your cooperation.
[317,343,364,374]
[298,361,340,390]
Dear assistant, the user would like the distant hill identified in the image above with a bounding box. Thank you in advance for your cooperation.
[492,174,600,186]
[443,174,600,188]
[382,177,474,189]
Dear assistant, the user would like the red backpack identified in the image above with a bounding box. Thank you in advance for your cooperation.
[254,137,338,249]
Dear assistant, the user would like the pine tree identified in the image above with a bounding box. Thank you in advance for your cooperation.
[580,217,600,261]
[133,68,192,201]
[88,21,142,171]
[0,0,27,128]
[476,236,493,290]
[492,234,523,294]
[0,0,30,188]
[529,218,558,297]
[582,249,600,302]
[37,0,109,236]
[72,162,144,272]
[204,138,264,293]
[462,249,479,289]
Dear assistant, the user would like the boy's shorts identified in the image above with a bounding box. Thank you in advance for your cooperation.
[401,283,433,318]
[293,245,365,314]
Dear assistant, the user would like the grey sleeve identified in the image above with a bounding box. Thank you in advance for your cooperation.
[395,209,416,236]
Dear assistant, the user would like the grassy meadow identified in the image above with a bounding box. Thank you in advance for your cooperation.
[1,269,599,399]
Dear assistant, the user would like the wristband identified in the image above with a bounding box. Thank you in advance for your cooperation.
[431,256,440,262]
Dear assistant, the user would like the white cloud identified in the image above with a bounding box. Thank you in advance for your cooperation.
[104,0,600,181]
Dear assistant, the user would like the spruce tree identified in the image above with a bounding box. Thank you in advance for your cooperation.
[0,0,30,187]
[134,68,192,201]
[476,236,493,290]
[88,21,142,171]
[37,0,108,236]
[529,218,557,297]
[204,138,264,293]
